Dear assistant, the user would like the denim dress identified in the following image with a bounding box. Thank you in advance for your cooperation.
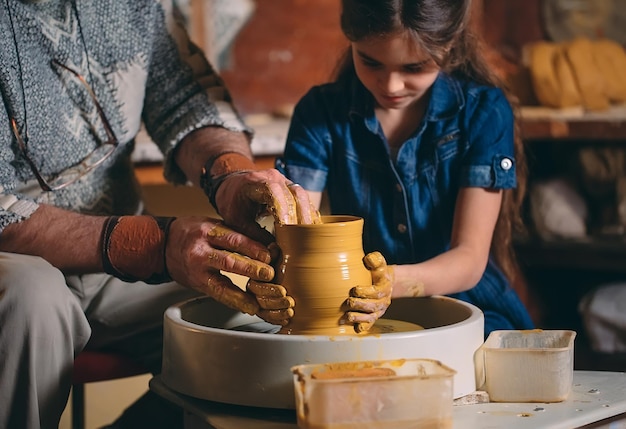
[276,72,534,337]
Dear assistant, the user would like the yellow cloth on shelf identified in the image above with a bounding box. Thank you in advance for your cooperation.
[527,41,562,108]
[564,37,610,111]
[592,38,626,103]
[524,36,626,111]
[527,41,581,108]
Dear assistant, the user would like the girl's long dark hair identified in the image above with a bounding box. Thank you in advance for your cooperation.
[336,0,527,285]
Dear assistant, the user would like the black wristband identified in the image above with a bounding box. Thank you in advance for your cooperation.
[200,167,251,213]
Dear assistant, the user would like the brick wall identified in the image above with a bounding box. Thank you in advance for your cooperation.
[219,0,543,115]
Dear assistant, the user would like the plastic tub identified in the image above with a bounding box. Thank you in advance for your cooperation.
[480,329,577,402]
[291,358,456,429]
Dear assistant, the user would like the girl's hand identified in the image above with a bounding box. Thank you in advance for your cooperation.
[345,251,394,333]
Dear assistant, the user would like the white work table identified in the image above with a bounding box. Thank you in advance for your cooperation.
[150,371,626,429]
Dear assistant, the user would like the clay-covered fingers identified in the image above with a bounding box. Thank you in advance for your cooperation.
[363,251,390,277]
[207,248,275,282]
[359,251,393,296]
[344,295,389,333]
[286,183,322,224]
[247,279,295,326]
[345,251,394,333]
[256,308,294,326]
[346,295,390,313]
[213,170,320,245]
[247,279,294,309]
[343,301,387,334]
[349,284,389,300]
[244,179,299,224]
[204,222,274,281]
[236,169,319,225]
[203,272,260,316]
[165,217,277,312]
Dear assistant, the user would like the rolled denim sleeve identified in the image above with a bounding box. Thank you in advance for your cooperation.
[460,88,517,189]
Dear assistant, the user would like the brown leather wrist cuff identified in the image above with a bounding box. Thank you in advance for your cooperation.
[101,216,175,284]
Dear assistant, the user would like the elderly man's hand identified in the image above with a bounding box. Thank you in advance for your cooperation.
[345,251,394,333]
[214,169,321,243]
[246,279,295,326]
[245,243,294,326]
[165,217,278,315]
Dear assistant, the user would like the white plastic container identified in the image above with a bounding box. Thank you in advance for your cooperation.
[480,330,577,402]
[291,358,456,429]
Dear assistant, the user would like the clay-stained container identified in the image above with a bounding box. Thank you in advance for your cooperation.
[479,329,577,402]
[292,358,456,429]
[274,215,371,335]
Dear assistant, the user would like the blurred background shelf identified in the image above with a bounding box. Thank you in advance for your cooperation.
[515,235,626,273]
[520,105,626,141]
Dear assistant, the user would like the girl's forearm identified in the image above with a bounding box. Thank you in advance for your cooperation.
[391,246,489,297]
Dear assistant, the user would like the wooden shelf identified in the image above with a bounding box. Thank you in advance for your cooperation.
[521,118,626,141]
[515,236,626,273]
[518,108,626,272]
[520,106,626,141]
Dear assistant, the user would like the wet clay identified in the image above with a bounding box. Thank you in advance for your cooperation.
[274,215,373,335]
[365,318,423,335]
[311,367,396,380]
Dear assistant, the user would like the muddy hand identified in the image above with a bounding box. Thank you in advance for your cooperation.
[215,170,321,242]
[166,217,276,315]
[247,279,295,326]
[345,251,393,333]
[239,173,321,225]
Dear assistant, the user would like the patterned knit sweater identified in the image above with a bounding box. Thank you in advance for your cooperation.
[0,0,249,232]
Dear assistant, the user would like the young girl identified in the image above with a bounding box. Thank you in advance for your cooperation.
[276,0,534,336]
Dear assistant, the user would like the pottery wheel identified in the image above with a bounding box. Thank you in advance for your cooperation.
[230,318,423,335]
[162,296,484,409]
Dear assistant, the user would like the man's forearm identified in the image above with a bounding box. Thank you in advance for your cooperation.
[175,126,256,186]
[0,204,106,274]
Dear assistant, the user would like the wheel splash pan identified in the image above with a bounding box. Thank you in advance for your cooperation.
[162,295,484,409]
